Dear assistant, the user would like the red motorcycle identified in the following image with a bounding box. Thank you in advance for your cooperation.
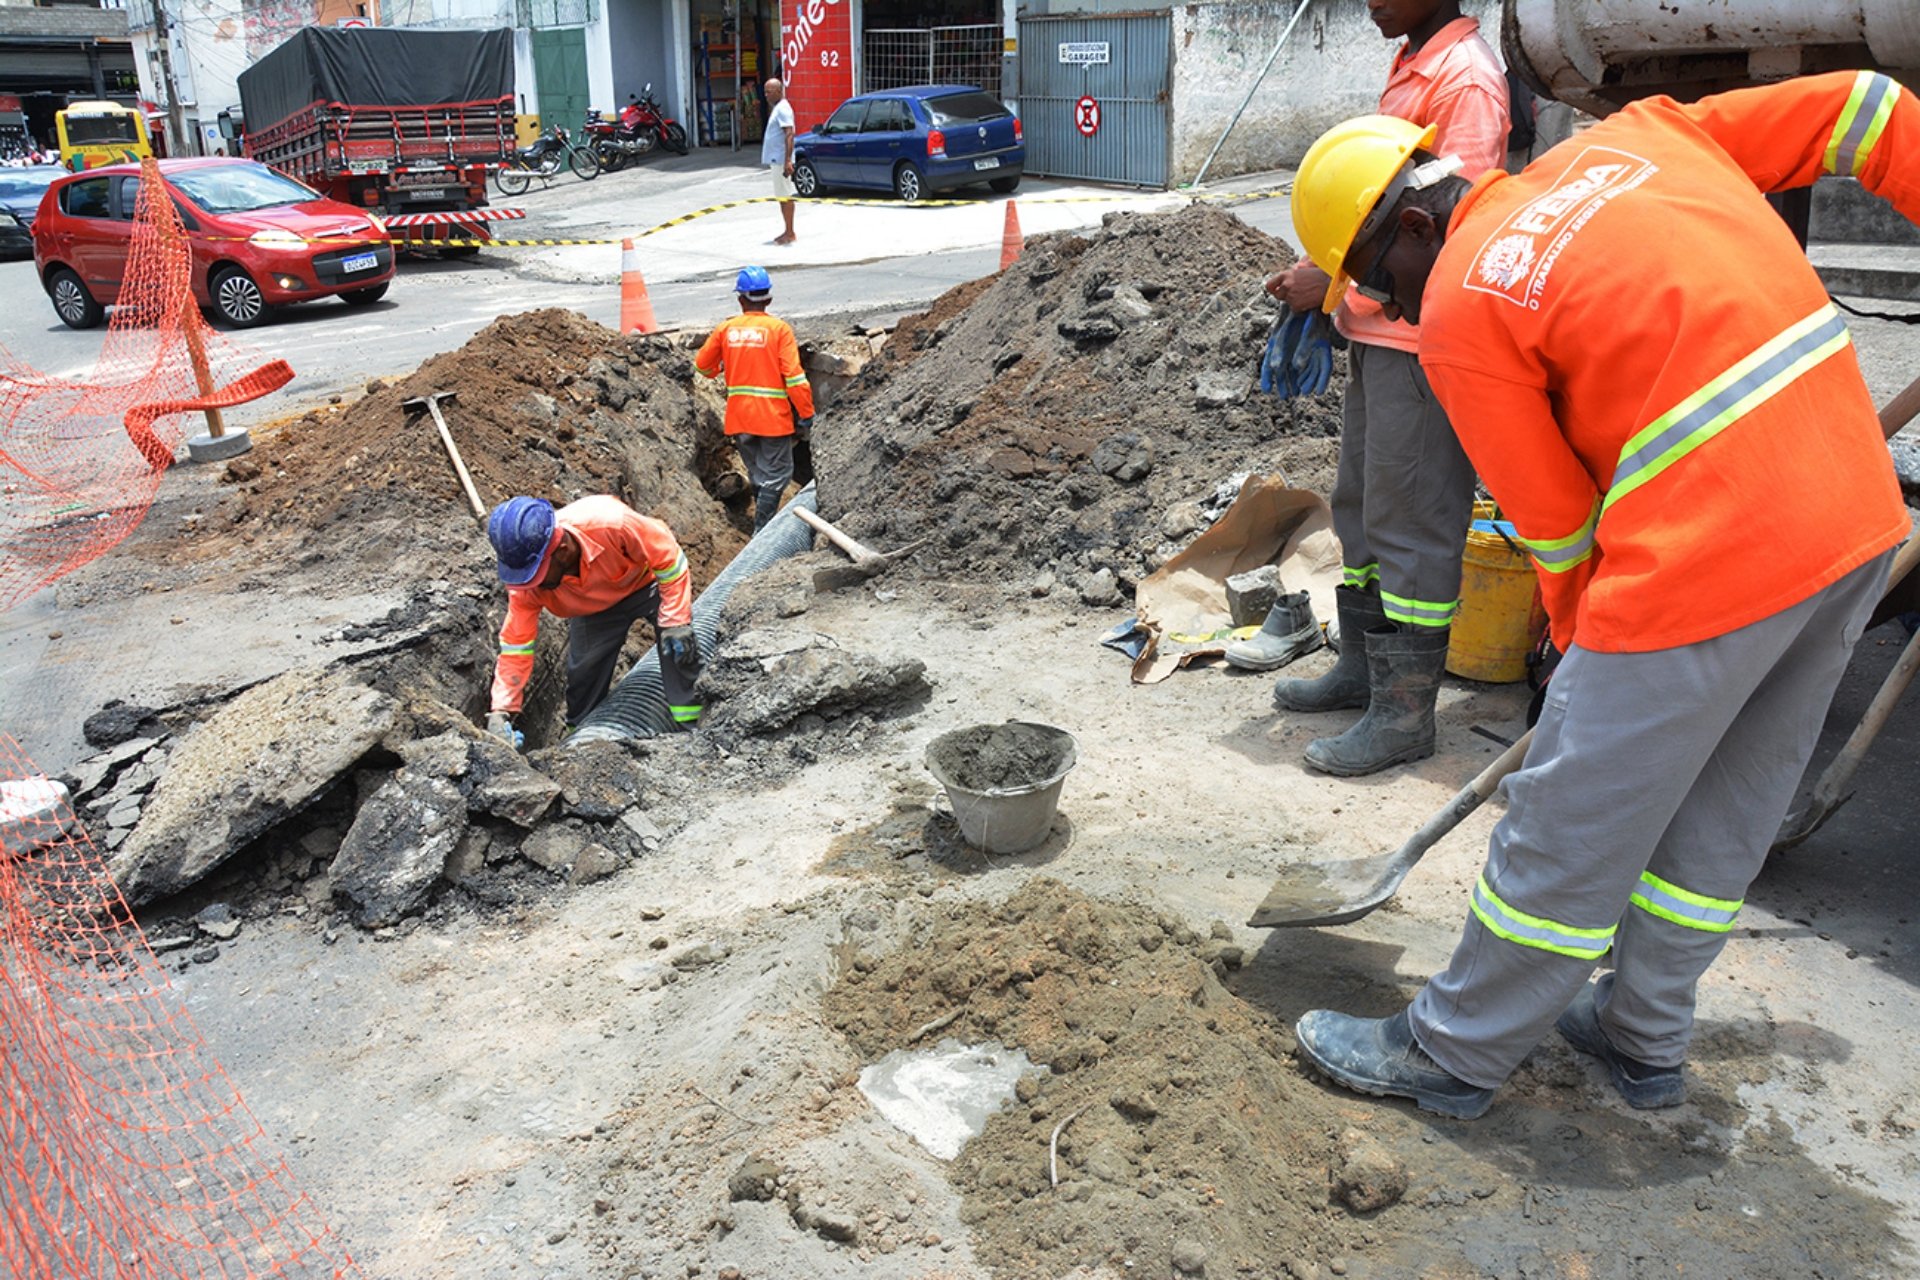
[585,84,688,171]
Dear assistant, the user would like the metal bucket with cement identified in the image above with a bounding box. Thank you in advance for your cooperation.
[925,721,1077,855]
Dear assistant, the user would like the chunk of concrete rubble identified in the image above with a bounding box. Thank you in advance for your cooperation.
[618,807,662,848]
[1225,565,1282,628]
[1332,1129,1408,1213]
[82,700,162,749]
[0,777,75,858]
[111,670,397,906]
[1195,370,1249,408]
[521,823,591,875]
[397,728,562,828]
[329,771,466,928]
[697,629,931,742]
[445,827,492,882]
[536,741,648,822]
[569,842,620,884]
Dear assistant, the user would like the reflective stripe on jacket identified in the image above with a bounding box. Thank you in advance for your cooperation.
[694,311,816,437]
[1418,71,1916,654]
[489,495,694,714]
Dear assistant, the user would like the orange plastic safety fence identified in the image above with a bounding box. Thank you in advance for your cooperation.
[0,734,357,1278]
[0,158,292,612]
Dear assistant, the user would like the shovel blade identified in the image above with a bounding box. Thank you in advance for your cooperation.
[1246,855,1408,928]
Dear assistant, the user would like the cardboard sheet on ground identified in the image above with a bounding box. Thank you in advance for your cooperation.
[1128,475,1342,684]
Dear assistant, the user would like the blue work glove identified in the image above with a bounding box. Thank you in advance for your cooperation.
[486,712,525,750]
[1262,308,1335,398]
[659,624,699,672]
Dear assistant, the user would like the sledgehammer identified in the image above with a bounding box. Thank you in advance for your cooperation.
[793,506,925,578]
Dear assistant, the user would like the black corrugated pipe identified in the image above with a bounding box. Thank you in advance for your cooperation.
[568,483,821,744]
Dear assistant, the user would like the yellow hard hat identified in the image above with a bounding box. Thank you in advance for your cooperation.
[1291,115,1438,313]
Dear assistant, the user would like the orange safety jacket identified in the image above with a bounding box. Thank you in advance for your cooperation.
[490,495,694,714]
[694,310,816,437]
[1419,71,1917,654]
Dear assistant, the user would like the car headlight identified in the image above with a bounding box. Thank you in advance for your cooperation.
[248,228,307,247]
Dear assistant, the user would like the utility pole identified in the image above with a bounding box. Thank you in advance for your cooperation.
[146,0,187,157]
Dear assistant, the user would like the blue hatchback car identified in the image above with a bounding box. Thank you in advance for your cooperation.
[791,85,1023,203]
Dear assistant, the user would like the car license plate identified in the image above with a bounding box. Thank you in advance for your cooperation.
[342,252,379,273]
[973,157,1000,171]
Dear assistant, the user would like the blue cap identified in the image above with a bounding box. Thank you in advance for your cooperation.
[487,497,558,586]
[735,265,772,301]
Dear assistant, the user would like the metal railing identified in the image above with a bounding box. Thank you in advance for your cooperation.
[863,25,1002,98]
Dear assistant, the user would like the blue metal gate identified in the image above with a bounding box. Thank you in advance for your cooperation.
[1015,13,1170,187]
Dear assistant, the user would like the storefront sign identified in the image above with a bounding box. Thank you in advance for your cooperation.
[781,0,855,134]
[1058,42,1110,66]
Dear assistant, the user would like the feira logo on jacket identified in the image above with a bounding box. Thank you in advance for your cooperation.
[1466,146,1658,309]
[725,327,771,348]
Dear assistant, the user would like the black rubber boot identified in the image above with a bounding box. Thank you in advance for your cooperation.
[1302,624,1448,776]
[1556,983,1686,1109]
[1295,1007,1495,1120]
[1272,587,1386,712]
[752,485,782,532]
[1225,591,1323,672]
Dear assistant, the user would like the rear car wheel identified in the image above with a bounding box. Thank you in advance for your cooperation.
[47,267,104,330]
[210,266,271,328]
[893,162,925,203]
[341,282,389,306]
[990,175,1021,194]
[792,158,820,197]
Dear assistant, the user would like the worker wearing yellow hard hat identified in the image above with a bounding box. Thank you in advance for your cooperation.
[1286,71,1918,1122]
[1235,1,1509,786]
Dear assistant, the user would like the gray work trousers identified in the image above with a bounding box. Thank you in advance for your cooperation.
[1411,551,1890,1087]
[1334,343,1478,629]
[565,583,698,727]
[734,433,795,531]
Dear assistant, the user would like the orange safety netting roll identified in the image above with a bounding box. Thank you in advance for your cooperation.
[0,157,292,612]
[0,734,357,1278]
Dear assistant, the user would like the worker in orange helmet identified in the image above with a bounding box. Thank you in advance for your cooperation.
[1285,71,1917,1119]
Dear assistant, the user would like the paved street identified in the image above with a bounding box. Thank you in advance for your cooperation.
[0,151,1297,429]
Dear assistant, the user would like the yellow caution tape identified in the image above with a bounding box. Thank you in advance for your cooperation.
[219,184,1293,249]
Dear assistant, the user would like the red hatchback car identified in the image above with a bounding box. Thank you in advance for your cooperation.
[33,157,394,329]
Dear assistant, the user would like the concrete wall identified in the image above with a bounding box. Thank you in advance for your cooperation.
[1167,0,1503,183]
[606,0,678,114]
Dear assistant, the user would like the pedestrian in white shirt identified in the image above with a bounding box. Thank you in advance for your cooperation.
[763,78,797,244]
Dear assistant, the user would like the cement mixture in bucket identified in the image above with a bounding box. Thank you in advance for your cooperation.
[926,722,1074,793]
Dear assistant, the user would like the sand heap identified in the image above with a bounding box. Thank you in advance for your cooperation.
[817,203,1345,601]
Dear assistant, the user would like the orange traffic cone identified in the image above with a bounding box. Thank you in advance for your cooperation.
[620,237,659,334]
[999,200,1023,271]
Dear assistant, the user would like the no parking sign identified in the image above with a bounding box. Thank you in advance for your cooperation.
[1075,95,1100,138]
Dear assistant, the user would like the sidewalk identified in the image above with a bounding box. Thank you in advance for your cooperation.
[495,150,1296,287]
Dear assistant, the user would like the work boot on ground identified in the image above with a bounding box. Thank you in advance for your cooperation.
[1294,1007,1495,1120]
[1555,983,1686,1109]
[1302,624,1448,776]
[1225,590,1323,671]
[752,487,782,532]
[1272,587,1386,712]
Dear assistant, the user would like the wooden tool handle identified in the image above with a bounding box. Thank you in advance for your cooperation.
[1880,370,1920,440]
[793,505,874,561]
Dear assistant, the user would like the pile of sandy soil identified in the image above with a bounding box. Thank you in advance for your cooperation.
[826,878,1365,1278]
[186,308,749,594]
[817,204,1346,599]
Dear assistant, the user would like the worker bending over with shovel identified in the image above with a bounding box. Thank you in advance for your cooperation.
[1235,0,1509,777]
[696,266,814,532]
[485,495,702,745]
[1287,71,1918,1119]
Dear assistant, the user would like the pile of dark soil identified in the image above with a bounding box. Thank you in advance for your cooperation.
[181,308,748,594]
[825,878,1364,1277]
[817,204,1346,599]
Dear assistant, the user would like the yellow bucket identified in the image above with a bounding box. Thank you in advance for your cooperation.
[1447,501,1544,683]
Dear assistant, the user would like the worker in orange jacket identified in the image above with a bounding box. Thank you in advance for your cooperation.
[485,494,701,743]
[695,266,815,531]
[1284,71,1915,1119]
[1244,0,1509,778]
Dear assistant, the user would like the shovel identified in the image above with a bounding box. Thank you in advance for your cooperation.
[1249,729,1533,929]
[403,390,487,524]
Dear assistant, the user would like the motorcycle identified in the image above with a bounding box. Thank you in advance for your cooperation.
[589,84,687,168]
[495,123,599,194]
